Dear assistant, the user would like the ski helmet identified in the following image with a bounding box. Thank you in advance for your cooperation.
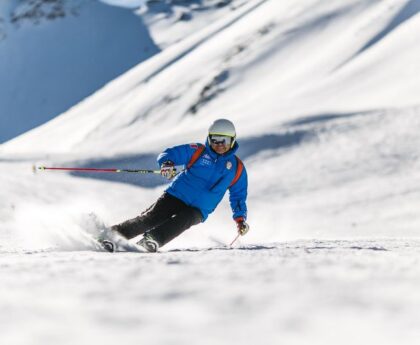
[208,119,236,148]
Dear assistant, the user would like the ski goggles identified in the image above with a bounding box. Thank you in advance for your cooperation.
[209,135,233,146]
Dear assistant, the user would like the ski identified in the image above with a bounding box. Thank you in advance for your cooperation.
[97,229,147,253]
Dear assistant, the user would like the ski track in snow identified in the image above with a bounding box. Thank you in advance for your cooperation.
[1,239,420,345]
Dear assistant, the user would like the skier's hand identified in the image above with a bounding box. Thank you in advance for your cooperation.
[235,217,249,236]
[161,161,176,180]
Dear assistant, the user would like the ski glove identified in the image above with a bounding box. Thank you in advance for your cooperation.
[161,161,176,180]
[235,217,250,236]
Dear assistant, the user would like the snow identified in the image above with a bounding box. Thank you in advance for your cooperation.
[1,241,420,345]
[0,0,159,143]
[140,0,252,49]
[1,0,420,344]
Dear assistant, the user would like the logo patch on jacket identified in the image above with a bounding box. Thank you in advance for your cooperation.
[199,156,213,167]
[226,161,233,170]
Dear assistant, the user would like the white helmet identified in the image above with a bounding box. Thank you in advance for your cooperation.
[208,119,236,148]
[208,119,236,137]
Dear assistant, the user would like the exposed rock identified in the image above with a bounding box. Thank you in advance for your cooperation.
[10,0,81,26]
[189,70,230,114]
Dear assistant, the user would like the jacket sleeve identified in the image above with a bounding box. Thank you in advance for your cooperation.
[228,164,248,220]
[157,143,199,167]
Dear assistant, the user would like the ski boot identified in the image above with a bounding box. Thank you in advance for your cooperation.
[137,233,159,253]
[101,240,115,253]
[97,228,117,253]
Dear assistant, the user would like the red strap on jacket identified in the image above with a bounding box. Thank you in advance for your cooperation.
[229,156,244,187]
[187,144,206,169]
[187,144,243,187]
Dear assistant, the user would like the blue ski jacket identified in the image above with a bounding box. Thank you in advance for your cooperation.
[157,141,248,222]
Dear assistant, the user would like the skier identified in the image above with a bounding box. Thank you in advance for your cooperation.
[102,119,249,252]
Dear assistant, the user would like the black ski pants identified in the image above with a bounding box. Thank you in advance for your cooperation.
[111,193,203,247]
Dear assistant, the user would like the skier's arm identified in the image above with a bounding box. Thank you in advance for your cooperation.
[228,166,248,221]
[157,144,199,167]
[229,168,249,235]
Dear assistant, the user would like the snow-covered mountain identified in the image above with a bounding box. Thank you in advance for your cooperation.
[140,0,252,48]
[0,0,255,144]
[0,0,159,143]
[1,0,420,238]
[1,1,420,344]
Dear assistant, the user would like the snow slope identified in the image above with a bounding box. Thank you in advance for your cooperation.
[0,0,159,143]
[1,0,419,236]
[2,240,420,345]
[2,0,419,154]
[141,0,252,49]
[1,0,420,344]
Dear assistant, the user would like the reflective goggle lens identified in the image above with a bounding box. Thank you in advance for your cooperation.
[209,135,232,145]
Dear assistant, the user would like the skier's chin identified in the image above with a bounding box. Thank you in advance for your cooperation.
[212,146,230,155]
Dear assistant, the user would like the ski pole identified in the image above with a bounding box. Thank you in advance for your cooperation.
[35,166,161,174]
[230,233,241,247]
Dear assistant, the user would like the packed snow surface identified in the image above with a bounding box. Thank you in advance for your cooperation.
[1,0,420,344]
[1,240,420,345]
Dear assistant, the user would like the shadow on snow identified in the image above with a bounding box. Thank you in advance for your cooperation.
[69,110,367,188]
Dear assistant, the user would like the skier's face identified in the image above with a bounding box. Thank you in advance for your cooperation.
[211,142,230,154]
[209,135,232,154]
